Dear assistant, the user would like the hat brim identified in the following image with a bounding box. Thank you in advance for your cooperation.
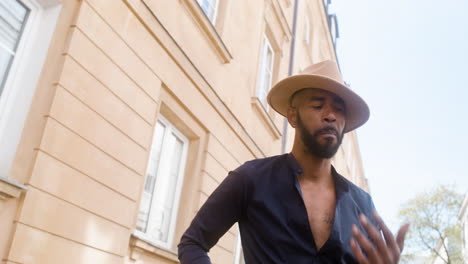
[267,74,370,133]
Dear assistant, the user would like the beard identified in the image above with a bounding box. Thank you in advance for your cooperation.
[296,113,344,159]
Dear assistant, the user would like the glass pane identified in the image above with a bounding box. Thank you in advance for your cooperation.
[265,71,273,98]
[145,122,166,193]
[151,133,184,242]
[196,0,218,22]
[136,122,166,232]
[0,0,29,97]
[266,46,274,74]
[0,0,28,51]
[257,38,274,108]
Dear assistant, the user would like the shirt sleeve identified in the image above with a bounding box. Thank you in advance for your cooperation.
[178,171,247,264]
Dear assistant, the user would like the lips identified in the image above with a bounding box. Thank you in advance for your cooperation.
[316,127,339,137]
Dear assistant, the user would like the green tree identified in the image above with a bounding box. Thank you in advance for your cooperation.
[398,185,463,264]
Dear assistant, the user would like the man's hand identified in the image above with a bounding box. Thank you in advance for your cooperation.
[350,211,410,264]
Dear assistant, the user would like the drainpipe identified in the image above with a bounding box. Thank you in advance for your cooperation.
[281,0,299,154]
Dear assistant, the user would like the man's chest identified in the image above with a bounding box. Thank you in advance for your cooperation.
[299,182,337,249]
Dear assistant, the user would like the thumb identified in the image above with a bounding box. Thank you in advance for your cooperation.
[396,223,410,252]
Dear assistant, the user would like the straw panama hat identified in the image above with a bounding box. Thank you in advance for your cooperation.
[267,60,370,133]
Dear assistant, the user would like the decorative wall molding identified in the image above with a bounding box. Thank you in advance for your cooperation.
[0,177,28,200]
[251,97,282,139]
[270,0,292,41]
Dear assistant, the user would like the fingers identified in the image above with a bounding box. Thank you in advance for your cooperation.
[396,223,410,252]
[350,213,411,264]
[350,237,370,264]
[359,215,393,263]
[373,211,399,259]
[351,224,381,263]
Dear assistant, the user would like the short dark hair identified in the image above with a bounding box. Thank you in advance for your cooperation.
[289,88,309,107]
[289,88,346,110]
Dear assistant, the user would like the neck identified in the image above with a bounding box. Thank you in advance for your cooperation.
[291,144,333,184]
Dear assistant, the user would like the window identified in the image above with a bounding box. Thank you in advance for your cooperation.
[256,35,274,109]
[0,0,29,97]
[0,0,61,180]
[234,233,245,264]
[136,116,189,248]
[304,14,310,45]
[196,0,219,24]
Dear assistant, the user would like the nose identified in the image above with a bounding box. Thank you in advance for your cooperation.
[323,106,337,123]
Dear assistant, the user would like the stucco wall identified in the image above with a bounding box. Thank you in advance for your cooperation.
[1,0,369,263]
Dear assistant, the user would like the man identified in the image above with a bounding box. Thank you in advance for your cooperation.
[178,60,410,263]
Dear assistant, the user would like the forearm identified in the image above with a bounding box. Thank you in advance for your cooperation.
[177,171,246,263]
[178,235,212,264]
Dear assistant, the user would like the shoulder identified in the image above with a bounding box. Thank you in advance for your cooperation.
[345,176,372,199]
[338,174,375,210]
[231,154,288,177]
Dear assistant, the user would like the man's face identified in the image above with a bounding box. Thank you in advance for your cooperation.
[289,89,346,159]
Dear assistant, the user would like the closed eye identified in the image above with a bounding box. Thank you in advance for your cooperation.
[312,105,323,109]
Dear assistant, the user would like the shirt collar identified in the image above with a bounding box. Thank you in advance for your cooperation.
[286,153,349,196]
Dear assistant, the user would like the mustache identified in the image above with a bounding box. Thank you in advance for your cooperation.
[315,126,339,137]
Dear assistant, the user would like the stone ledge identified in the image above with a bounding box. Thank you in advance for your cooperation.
[129,233,179,263]
[251,97,282,139]
[0,177,28,200]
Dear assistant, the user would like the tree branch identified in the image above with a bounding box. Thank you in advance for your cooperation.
[417,229,448,264]
[435,229,451,264]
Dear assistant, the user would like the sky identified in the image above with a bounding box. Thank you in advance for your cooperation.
[330,0,468,230]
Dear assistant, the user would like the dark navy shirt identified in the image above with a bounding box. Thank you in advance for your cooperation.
[178,153,378,264]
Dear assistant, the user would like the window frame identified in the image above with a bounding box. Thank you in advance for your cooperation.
[135,115,189,250]
[196,0,219,25]
[0,0,30,93]
[0,0,61,179]
[256,35,275,110]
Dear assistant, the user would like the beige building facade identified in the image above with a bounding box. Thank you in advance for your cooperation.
[0,0,368,263]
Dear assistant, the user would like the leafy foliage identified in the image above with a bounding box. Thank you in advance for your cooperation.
[398,185,463,264]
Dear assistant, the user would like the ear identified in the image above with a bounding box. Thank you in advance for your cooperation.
[287,107,297,128]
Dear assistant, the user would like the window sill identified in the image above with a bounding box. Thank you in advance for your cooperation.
[179,0,232,63]
[251,97,282,139]
[0,177,28,200]
[129,233,179,262]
